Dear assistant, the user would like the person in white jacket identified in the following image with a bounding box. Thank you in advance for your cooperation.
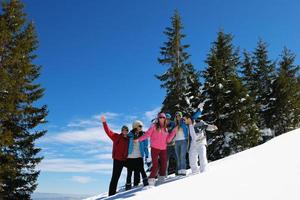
[185,110,218,174]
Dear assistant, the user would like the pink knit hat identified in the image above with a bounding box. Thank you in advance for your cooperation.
[158,113,166,118]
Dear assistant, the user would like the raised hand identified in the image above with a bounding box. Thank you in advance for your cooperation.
[101,115,106,123]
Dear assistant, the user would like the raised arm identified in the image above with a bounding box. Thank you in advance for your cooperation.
[101,116,117,141]
[189,125,197,140]
[199,120,218,132]
[139,125,154,142]
[167,126,178,143]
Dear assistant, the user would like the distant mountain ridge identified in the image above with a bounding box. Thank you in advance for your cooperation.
[32,192,90,200]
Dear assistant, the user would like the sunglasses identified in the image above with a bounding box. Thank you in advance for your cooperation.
[138,125,143,128]
[158,117,166,119]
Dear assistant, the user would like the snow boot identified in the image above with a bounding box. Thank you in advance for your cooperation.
[143,177,149,186]
[157,176,165,184]
[148,178,155,186]
[125,183,132,190]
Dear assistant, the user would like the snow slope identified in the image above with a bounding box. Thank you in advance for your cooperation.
[86,128,300,200]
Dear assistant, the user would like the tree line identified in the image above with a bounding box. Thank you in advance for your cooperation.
[157,10,300,161]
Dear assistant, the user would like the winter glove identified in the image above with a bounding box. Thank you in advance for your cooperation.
[206,125,218,132]
[145,157,152,167]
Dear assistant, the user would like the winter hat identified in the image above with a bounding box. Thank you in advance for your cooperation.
[121,125,129,131]
[175,111,183,118]
[132,120,143,129]
[165,113,171,119]
[158,113,166,119]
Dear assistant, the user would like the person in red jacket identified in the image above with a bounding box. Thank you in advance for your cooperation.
[101,115,129,196]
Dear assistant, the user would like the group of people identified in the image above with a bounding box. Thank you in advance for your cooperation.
[101,110,218,196]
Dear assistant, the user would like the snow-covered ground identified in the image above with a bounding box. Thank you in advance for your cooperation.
[86,128,300,200]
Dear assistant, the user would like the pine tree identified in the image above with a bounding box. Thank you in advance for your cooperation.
[240,51,257,97]
[0,1,47,199]
[202,31,259,160]
[227,76,260,151]
[239,51,261,146]
[156,10,202,116]
[266,47,300,135]
[252,39,276,141]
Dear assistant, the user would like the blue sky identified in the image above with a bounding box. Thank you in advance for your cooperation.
[19,0,300,196]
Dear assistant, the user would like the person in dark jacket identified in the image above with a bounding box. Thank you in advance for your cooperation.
[101,115,129,196]
[165,113,177,175]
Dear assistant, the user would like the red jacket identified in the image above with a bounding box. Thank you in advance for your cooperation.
[103,122,129,161]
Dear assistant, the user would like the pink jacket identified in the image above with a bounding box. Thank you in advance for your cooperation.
[139,124,177,150]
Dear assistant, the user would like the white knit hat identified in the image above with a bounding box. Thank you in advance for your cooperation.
[132,120,143,129]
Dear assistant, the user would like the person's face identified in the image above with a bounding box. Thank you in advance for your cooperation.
[176,115,181,121]
[158,117,166,123]
[136,124,143,131]
[121,128,129,137]
[185,117,192,125]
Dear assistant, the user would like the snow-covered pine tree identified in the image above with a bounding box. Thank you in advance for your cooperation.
[0,0,48,199]
[266,47,300,136]
[202,31,259,160]
[240,51,258,98]
[226,76,260,151]
[239,51,261,147]
[156,10,202,116]
[252,39,276,141]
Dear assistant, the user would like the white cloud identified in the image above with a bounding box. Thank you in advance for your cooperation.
[38,158,112,173]
[94,112,120,120]
[94,154,112,160]
[145,107,161,121]
[67,112,120,128]
[71,145,112,155]
[52,127,109,144]
[42,126,119,145]
[40,113,125,145]
[125,115,138,121]
[67,120,99,128]
[71,176,94,184]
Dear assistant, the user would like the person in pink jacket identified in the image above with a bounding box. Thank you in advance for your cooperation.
[139,113,178,186]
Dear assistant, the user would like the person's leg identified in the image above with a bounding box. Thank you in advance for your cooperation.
[166,146,171,175]
[133,170,140,186]
[159,149,167,177]
[148,148,160,186]
[199,144,208,173]
[132,158,140,186]
[126,159,133,190]
[189,144,199,174]
[175,141,181,172]
[169,145,178,175]
[137,158,147,179]
[149,148,160,178]
[180,140,187,174]
[137,157,148,186]
[108,160,124,196]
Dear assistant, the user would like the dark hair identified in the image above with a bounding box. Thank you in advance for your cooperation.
[184,114,194,124]
[121,125,129,131]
